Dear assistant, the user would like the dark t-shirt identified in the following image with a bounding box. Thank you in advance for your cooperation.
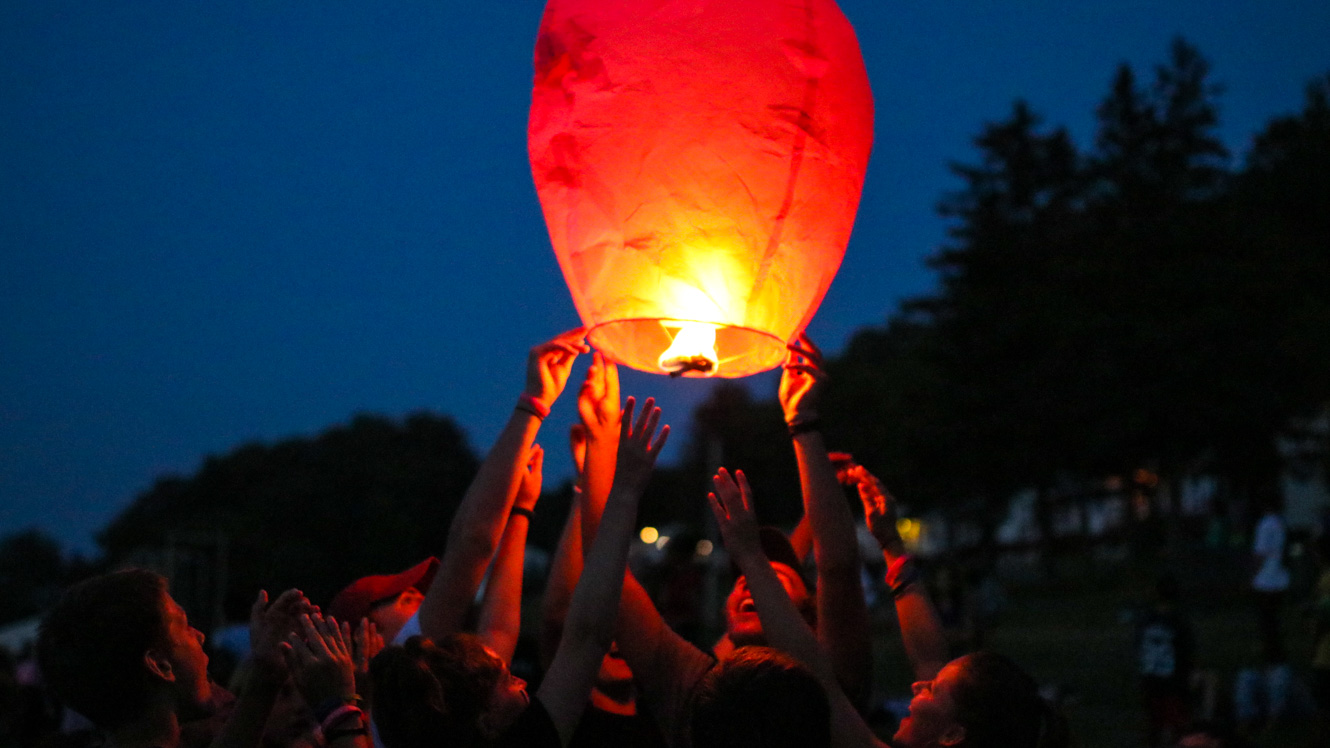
[1136,607,1194,692]
[569,704,668,748]
[495,696,560,748]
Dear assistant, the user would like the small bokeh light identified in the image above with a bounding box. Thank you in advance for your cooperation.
[640,526,660,544]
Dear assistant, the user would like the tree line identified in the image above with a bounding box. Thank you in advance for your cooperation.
[1,39,1326,627]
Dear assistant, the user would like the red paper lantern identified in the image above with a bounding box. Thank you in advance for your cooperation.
[528,0,873,377]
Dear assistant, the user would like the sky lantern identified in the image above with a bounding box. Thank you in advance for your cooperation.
[528,0,873,377]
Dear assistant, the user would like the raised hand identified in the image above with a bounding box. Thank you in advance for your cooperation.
[609,396,669,497]
[576,351,621,443]
[849,465,904,552]
[281,613,357,710]
[515,444,544,512]
[707,468,763,564]
[525,328,590,410]
[249,589,311,673]
[779,332,827,426]
[344,617,383,701]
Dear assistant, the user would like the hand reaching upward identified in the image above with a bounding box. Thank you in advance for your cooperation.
[525,328,590,410]
[779,333,827,426]
[707,468,763,564]
[609,396,669,498]
[576,351,621,443]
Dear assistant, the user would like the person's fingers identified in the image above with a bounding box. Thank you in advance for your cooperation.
[634,397,656,437]
[270,589,306,616]
[279,640,299,672]
[326,616,350,658]
[355,618,368,647]
[784,362,819,378]
[713,469,738,505]
[343,620,357,657]
[530,444,544,472]
[301,615,333,659]
[620,396,637,438]
[554,327,589,348]
[286,631,316,662]
[250,590,269,624]
[604,356,619,400]
[735,470,754,513]
[707,492,727,523]
[640,406,661,445]
[649,424,670,456]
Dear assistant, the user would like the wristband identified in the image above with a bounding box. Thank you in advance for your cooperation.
[313,697,355,724]
[510,506,534,521]
[325,727,370,743]
[787,418,821,436]
[884,555,922,598]
[320,705,365,733]
[516,393,550,420]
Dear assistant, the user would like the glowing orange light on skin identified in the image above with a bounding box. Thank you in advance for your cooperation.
[528,0,874,377]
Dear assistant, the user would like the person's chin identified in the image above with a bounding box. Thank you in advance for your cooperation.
[893,716,917,746]
[727,623,767,648]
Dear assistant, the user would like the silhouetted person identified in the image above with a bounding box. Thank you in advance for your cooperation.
[37,569,308,748]
[1136,573,1195,747]
[1250,488,1289,662]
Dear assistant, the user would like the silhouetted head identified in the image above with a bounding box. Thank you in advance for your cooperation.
[689,646,830,748]
[370,634,529,748]
[895,652,1066,748]
[38,569,213,730]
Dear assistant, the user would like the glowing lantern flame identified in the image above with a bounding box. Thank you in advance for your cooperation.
[658,322,720,376]
[528,0,874,377]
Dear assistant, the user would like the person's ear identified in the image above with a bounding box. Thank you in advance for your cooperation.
[938,724,966,746]
[144,649,177,683]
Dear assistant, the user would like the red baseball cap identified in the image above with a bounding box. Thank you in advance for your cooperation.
[328,557,439,623]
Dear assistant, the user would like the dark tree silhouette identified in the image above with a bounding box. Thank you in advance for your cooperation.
[98,412,479,619]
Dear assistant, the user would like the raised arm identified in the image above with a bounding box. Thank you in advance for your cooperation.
[538,397,669,745]
[418,329,587,642]
[539,424,587,668]
[709,470,887,748]
[574,359,715,745]
[540,377,597,667]
[476,444,543,663]
[779,334,872,702]
[851,465,948,680]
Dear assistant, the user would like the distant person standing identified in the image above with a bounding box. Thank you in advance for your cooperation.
[1136,573,1195,747]
[1250,489,1290,662]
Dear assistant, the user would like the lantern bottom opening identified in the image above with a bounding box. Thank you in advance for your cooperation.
[587,318,788,379]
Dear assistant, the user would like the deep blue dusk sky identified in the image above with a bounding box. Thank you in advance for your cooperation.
[3,2,1328,556]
